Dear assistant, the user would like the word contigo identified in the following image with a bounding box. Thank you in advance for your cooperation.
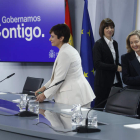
[0,23,45,41]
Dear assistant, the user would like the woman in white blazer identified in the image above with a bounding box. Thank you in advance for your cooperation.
[35,24,95,107]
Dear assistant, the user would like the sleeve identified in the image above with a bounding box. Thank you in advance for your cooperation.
[121,54,140,86]
[93,41,118,72]
[44,51,71,99]
[44,80,51,88]
[115,42,121,66]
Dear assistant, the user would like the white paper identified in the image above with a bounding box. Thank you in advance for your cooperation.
[0,92,7,95]
[44,98,50,101]
[61,108,89,113]
[124,124,140,129]
[12,99,20,103]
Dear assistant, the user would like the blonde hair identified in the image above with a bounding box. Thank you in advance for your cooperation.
[126,30,140,53]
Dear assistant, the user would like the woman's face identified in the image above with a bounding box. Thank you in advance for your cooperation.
[49,32,63,48]
[129,35,140,54]
[104,26,114,40]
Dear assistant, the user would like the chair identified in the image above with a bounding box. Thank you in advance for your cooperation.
[104,86,140,117]
[22,77,44,95]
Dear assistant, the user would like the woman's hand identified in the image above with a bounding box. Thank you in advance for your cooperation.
[35,86,46,96]
[117,66,122,72]
[36,93,46,102]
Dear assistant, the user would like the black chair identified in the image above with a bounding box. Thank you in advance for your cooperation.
[22,77,44,95]
[104,86,140,117]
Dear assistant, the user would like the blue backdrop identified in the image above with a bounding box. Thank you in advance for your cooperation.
[0,0,65,62]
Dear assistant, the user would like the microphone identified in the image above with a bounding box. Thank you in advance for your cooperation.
[15,80,65,117]
[15,97,38,117]
[45,80,65,89]
[0,73,15,83]
[75,86,127,133]
[54,80,65,85]
[36,80,65,95]
[7,73,15,78]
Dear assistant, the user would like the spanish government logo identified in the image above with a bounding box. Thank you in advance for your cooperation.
[49,50,55,58]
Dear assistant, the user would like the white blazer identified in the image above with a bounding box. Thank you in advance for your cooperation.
[44,43,95,106]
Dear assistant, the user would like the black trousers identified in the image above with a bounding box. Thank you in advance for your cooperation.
[94,83,122,109]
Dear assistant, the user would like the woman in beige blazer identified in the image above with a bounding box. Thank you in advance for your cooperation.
[35,24,95,107]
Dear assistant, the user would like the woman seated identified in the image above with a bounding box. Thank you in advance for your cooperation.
[121,30,140,89]
[121,30,140,115]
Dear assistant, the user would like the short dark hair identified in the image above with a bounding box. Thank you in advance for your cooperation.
[99,18,115,38]
[49,24,70,43]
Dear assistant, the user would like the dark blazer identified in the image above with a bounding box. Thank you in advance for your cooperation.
[93,38,122,87]
[121,51,140,87]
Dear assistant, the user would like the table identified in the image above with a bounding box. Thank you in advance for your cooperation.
[0,92,140,140]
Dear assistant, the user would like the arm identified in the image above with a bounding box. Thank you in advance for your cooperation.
[121,55,140,86]
[93,41,118,71]
[37,51,71,101]
[115,42,122,71]
[35,80,51,96]
[35,86,46,96]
